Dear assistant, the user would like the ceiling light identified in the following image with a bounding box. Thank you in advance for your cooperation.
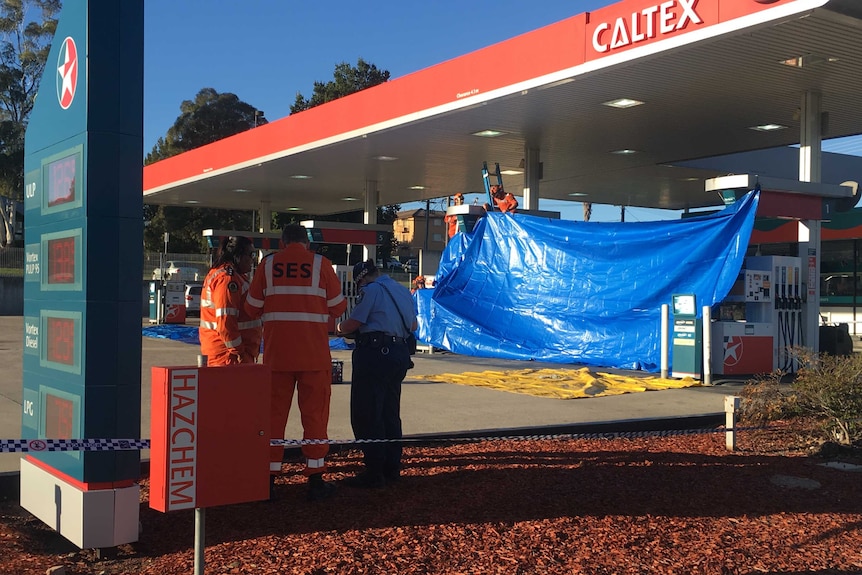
[750,124,787,132]
[408,185,426,190]
[568,192,588,197]
[471,130,506,138]
[184,200,200,204]
[290,174,312,179]
[373,155,398,161]
[611,149,638,155]
[232,188,251,193]
[538,78,574,90]
[500,170,523,176]
[287,207,301,211]
[603,98,644,109]
[342,197,359,201]
[779,54,839,68]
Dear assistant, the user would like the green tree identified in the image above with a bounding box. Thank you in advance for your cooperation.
[0,0,60,202]
[290,58,390,113]
[145,87,266,164]
[144,87,266,252]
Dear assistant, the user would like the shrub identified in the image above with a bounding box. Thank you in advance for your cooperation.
[738,371,800,427]
[739,348,862,446]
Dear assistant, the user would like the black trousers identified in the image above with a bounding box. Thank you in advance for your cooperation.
[350,341,411,475]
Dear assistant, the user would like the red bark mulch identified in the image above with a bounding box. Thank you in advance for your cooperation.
[1,421,861,575]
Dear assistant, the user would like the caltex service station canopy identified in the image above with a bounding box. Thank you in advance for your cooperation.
[143,0,862,217]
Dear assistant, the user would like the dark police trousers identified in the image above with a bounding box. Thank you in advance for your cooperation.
[350,336,412,476]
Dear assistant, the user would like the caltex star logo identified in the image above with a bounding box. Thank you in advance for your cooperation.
[723,336,743,367]
[56,36,78,110]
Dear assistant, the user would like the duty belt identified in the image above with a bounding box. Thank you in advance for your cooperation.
[356,332,407,347]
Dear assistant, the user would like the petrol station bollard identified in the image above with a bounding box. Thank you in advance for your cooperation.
[725,395,741,451]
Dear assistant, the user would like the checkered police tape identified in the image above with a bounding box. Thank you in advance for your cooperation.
[1,426,756,453]
[273,426,744,446]
[0,438,150,453]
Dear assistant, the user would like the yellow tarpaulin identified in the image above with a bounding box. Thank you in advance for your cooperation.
[415,367,699,399]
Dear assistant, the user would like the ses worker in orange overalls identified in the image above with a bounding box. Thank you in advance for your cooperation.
[444,192,465,238]
[245,224,347,501]
[199,236,261,366]
[484,184,518,213]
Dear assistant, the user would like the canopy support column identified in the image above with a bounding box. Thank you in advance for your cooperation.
[522,147,541,211]
[798,90,822,356]
[363,181,378,264]
[259,202,272,233]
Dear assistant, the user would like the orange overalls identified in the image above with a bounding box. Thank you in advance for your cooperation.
[244,245,348,476]
[493,191,518,213]
[199,264,261,366]
[445,213,459,238]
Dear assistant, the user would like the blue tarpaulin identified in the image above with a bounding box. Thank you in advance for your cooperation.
[142,325,354,350]
[416,190,759,371]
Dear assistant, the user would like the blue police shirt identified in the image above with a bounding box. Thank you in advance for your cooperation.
[349,275,417,337]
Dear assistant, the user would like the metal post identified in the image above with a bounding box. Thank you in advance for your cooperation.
[660,304,669,379]
[194,507,205,575]
[724,395,741,451]
[703,305,712,386]
[161,232,169,324]
[423,200,430,276]
[194,353,207,575]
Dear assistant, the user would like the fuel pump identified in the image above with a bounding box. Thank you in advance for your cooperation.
[711,255,803,376]
[745,255,803,373]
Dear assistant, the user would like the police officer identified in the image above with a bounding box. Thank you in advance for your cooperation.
[335,260,417,488]
[199,236,261,366]
[245,224,347,501]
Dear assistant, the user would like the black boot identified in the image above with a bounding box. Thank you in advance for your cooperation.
[307,473,336,501]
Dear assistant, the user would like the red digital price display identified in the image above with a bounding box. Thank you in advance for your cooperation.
[47,236,76,284]
[45,393,74,439]
[46,316,76,365]
[47,154,77,208]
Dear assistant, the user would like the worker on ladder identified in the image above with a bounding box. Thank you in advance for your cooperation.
[481,161,518,213]
[484,184,518,213]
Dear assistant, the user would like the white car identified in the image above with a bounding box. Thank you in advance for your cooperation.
[152,261,205,282]
[184,283,203,316]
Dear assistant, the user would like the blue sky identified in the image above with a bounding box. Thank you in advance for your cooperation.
[143,0,643,221]
[142,0,860,222]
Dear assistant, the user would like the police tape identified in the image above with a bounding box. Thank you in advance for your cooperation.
[0,426,760,453]
[0,438,151,453]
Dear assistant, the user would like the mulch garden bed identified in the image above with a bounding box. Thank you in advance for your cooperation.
[1,421,860,575]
